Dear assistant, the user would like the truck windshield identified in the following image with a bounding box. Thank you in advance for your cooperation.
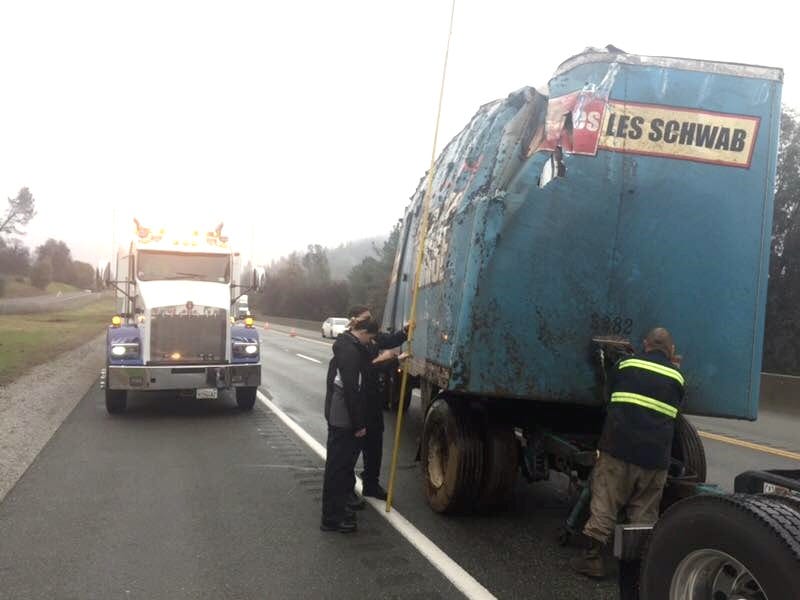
[137,251,230,283]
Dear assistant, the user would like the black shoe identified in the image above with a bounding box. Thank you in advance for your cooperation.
[320,518,357,533]
[362,484,388,500]
[347,491,366,511]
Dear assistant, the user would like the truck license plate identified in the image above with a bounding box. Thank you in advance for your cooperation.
[196,388,218,400]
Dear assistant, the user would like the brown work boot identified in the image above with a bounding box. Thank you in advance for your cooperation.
[569,539,606,579]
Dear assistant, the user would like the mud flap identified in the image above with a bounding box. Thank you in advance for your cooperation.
[614,524,653,600]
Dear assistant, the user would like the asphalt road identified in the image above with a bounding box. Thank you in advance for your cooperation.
[0,384,461,600]
[260,326,618,599]
[2,323,799,600]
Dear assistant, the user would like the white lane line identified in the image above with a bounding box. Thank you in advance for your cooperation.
[762,371,800,379]
[296,353,322,364]
[257,390,496,600]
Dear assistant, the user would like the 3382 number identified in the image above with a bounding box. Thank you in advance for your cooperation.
[591,313,633,335]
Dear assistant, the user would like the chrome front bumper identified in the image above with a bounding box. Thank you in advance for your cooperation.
[104,364,261,391]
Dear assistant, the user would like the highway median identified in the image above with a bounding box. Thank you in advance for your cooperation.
[0,296,114,386]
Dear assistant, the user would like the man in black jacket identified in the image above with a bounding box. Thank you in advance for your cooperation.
[321,318,379,533]
[346,306,408,500]
[571,327,685,578]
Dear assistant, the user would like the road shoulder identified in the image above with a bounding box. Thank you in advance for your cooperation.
[0,334,104,502]
[0,388,463,599]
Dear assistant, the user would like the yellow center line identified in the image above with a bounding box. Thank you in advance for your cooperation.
[698,430,800,462]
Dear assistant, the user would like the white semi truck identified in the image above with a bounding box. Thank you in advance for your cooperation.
[235,294,251,320]
[101,221,264,414]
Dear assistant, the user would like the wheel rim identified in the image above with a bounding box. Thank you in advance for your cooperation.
[670,548,767,600]
[427,428,448,489]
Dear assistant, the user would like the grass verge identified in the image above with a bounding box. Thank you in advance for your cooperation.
[0,297,115,385]
[0,277,83,299]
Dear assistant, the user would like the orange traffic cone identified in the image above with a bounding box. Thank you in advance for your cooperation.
[290,328,297,337]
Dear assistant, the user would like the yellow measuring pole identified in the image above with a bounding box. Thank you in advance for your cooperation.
[385,0,456,513]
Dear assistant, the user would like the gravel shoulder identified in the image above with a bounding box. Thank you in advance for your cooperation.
[0,334,104,502]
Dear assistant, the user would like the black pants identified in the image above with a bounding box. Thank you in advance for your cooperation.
[322,425,360,522]
[360,415,384,489]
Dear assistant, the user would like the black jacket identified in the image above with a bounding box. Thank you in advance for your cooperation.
[598,351,685,470]
[360,329,409,426]
[376,329,408,351]
[364,329,408,396]
[325,332,372,430]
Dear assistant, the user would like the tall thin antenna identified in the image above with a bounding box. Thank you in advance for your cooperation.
[385,0,457,513]
[111,207,117,279]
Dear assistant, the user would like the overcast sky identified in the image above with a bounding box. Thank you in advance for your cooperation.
[1,1,795,267]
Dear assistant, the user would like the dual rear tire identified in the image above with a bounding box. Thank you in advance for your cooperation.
[672,414,707,482]
[384,368,413,414]
[421,398,517,513]
[416,396,707,516]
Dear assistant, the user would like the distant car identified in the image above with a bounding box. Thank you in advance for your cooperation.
[322,317,349,338]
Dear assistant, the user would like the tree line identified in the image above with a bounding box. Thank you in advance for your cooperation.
[764,108,800,373]
[252,225,400,323]
[0,188,99,297]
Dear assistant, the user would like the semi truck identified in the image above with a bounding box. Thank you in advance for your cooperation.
[382,47,800,597]
[235,294,251,320]
[101,221,264,414]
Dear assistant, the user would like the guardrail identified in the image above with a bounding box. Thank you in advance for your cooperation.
[255,315,322,332]
[759,372,800,416]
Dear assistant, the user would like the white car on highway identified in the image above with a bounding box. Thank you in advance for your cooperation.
[322,317,349,338]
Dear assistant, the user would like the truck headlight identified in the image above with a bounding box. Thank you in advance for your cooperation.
[233,341,259,357]
[110,343,140,358]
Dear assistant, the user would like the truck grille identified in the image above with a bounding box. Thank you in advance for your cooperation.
[150,313,226,364]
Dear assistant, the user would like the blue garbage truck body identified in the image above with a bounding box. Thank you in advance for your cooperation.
[383,48,782,422]
[381,47,800,596]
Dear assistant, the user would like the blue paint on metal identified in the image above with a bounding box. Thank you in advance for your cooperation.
[383,49,782,420]
[230,324,259,342]
[231,324,260,364]
[107,325,143,366]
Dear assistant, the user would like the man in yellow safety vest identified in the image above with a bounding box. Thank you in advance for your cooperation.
[571,327,685,578]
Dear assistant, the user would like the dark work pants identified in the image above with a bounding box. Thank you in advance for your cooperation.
[360,414,384,489]
[322,425,359,523]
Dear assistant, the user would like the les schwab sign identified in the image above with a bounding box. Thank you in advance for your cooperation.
[538,91,760,168]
